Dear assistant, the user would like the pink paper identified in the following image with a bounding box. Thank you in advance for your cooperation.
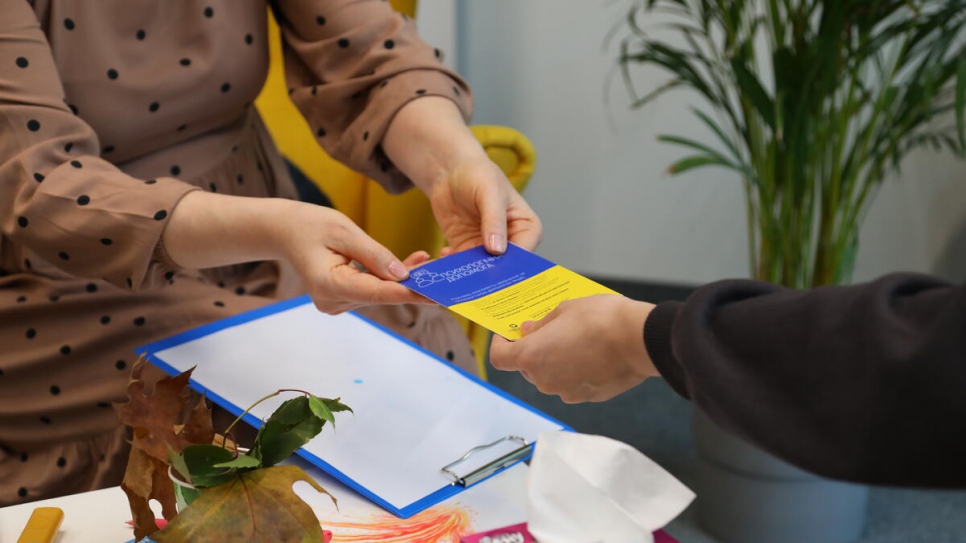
[461,523,535,543]
[460,524,680,543]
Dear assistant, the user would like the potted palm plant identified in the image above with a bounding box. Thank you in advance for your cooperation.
[614,1,966,541]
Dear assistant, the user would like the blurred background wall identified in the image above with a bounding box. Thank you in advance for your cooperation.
[456,0,966,287]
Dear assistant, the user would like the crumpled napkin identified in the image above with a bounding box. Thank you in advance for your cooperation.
[527,431,695,543]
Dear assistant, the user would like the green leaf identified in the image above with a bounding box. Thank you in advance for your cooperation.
[308,396,334,427]
[690,108,740,160]
[657,135,734,164]
[179,444,238,488]
[213,454,262,470]
[730,56,776,129]
[658,135,758,181]
[254,397,325,467]
[666,155,735,175]
[307,396,353,431]
[629,79,687,110]
[154,465,334,543]
[321,397,353,414]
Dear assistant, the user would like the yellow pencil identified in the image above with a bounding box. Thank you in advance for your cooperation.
[16,507,63,543]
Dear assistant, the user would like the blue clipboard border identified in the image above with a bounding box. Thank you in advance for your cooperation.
[137,295,571,518]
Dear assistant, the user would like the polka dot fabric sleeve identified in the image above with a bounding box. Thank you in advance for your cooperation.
[0,0,199,290]
[273,0,474,194]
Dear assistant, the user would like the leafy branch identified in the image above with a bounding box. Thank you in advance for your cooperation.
[115,358,351,543]
[169,390,352,489]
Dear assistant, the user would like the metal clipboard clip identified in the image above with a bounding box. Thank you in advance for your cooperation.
[440,435,531,487]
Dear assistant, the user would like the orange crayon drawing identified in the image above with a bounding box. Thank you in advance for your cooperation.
[323,504,473,543]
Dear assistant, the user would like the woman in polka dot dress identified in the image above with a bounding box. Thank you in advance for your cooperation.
[0,0,541,505]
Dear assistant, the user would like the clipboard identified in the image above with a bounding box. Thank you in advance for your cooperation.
[137,296,569,518]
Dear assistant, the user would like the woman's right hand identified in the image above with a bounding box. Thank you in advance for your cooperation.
[277,202,435,314]
[161,191,431,314]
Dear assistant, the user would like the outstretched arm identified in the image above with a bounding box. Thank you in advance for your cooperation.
[161,192,429,314]
[275,0,541,255]
[491,274,966,488]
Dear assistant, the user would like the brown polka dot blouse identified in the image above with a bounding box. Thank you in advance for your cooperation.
[0,0,475,506]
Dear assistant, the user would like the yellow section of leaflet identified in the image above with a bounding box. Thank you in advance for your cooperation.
[450,266,618,340]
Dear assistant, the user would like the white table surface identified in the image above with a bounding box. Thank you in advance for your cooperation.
[0,458,529,543]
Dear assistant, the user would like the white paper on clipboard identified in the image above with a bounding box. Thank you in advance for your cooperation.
[139,296,567,518]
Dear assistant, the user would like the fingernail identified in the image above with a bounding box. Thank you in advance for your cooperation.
[520,321,534,334]
[488,234,506,254]
[389,261,409,280]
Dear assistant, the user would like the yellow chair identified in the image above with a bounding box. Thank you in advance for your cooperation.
[254,1,537,378]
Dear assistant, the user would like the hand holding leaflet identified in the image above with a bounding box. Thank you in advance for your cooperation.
[401,244,617,340]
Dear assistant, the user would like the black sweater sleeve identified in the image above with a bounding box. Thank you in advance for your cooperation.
[643,273,966,488]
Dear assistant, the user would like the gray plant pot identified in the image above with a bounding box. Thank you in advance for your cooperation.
[692,410,869,543]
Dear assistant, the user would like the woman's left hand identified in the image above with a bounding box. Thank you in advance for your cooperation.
[383,96,541,256]
[428,155,541,256]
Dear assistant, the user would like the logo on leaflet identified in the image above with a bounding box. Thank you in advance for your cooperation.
[411,268,445,287]
[412,255,501,288]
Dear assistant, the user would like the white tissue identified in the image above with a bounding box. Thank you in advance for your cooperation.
[527,431,695,543]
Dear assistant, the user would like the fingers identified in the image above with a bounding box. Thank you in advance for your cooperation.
[286,208,438,314]
[507,222,542,253]
[506,195,543,252]
[343,272,426,304]
[490,334,587,401]
[520,316,551,336]
[402,251,432,268]
[490,304,559,370]
[328,224,409,281]
[508,228,541,253]
[487,335,518,371]
[477,182,509,255]
[310,274,429,315]
[520,299,570,336]
[308,256,433,315]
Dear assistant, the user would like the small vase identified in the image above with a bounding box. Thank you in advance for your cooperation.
[692,410,869,543]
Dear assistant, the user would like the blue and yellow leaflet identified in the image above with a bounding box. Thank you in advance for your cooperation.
[402,244,617,340]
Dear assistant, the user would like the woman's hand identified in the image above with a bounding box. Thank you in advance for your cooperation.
[276,204,433,313]
[428,155,541,255]
[383,97,542,255]
[488,295,659,403]
[161,192,430,314]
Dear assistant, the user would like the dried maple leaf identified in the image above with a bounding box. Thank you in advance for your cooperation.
[115,358,216,540]
[115,358,215,460]
[154,465,336,543]
[121,446,179,540]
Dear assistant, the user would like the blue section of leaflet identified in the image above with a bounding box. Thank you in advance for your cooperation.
[401,244,555,307]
